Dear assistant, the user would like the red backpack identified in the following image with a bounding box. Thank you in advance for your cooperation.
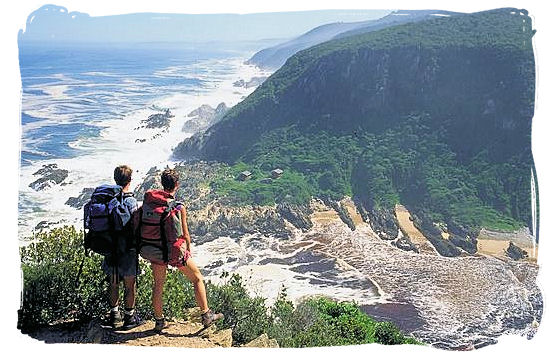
[138,190,185,265]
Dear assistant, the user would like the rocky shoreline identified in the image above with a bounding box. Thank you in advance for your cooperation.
[182,103,228,134]
[57,160,541,348]
[232,76,267,89]
[64,160,538,262]
[29,164,69,191]
[132,108,175,143]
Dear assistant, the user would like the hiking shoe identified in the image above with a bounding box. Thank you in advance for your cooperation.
[122,312,144,330]
[103,310,123,329]
[201,309,224,328]
[154,318,166,333]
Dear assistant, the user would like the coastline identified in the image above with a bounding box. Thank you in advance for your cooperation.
[18,57,271,239]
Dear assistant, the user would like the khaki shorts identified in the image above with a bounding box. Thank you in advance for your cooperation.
[140,245,187,268]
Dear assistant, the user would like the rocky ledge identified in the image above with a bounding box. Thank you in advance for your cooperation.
[29,164,69,191]
[65,188,94,209]
[232,76,267,89]
[137,109,174,132]
[134,161,535,262]
[182,103,228,134]
[133,162,317,244]
[25,307,278,348]
[507,242,528,260]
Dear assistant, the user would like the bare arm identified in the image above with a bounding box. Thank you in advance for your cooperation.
[180,207,191,252]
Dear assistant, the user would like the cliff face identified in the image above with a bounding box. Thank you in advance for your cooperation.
[175,9,534,164]
[173,8,536,237]
[287,45,533,159]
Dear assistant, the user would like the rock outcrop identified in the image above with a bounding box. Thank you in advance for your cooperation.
[409,211,461,257]
[327,199,356,231]
[138,109,174,132]
[232,76,267,88]
[34,219,64,231]
[190,204,290,245]
[29,164,69,191]
[506,241,528,261]
[276,202,313,231]
[366,208,399,240]
[182,103,228,134]
[133,167,161,201]
[65,188,94,209]
[243,333,279,348]
[27,313,232,347]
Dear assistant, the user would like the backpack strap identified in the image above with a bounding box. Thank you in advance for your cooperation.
[135,208,142,293]
[159,206,171,264]
[83,216,89,257]
[107,201,119,281]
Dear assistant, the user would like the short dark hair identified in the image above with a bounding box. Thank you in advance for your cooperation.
[114,165,132,187]
[161,168,179,191]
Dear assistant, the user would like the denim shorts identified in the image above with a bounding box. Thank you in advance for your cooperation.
[101,249,138,278]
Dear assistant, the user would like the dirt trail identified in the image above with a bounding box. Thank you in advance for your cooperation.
[27,318,232,347]
[25,307,280,348]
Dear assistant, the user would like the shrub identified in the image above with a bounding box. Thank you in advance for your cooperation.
[18,226,106,329]
[19,227,421,348]
[206,272,272,344]
[374,321,421,345]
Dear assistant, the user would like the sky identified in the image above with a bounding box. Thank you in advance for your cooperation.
[19,5,390,44]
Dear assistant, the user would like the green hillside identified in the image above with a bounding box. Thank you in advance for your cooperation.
[173,8,536,254]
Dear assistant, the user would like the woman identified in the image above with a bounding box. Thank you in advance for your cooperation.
[139,168,223,333]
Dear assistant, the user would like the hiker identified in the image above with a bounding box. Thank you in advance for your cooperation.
[84,165,143,329]
[138,168,223,333]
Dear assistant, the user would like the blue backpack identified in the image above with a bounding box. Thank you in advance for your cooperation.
[83,185,133,256]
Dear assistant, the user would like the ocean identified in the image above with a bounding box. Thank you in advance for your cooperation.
[17,41,541,348]
[17,40,383,314]
[18,42,271,238]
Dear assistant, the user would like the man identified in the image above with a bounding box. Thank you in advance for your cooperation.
[102,165,142,330]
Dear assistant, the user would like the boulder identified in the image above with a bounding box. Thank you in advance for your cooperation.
[276,202,313,231]
[65,188,94,209]
[366,207,399,240]
[183,103,229,134]
[392,236,419,253]
[29,164,68,191]
[243,333,279,348]
[506,242,528,261]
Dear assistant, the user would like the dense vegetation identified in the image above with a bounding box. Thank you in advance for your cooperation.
[174,8,536,237]
[18,227,420,347]
[208,115,526,232]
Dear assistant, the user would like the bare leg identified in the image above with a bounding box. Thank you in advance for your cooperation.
[123,275,136,310]
[152,263,167,319]
[108,275,120,308]
[178,258,208,313]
